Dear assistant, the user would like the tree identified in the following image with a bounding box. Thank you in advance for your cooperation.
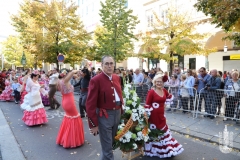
[11,0,90,69]
[1,36,35,68]
[139,8,215,74]
[96,0,139,66]
[194,0,240,46]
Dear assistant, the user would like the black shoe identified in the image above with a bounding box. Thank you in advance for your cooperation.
[210,116,215,119]
[48,108,54,110]
[15,101,18,104]
[55,104,60,109]
[204,115,210,117]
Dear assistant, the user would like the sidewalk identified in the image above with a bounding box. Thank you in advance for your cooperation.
[0,108,26,160]
[59,92,240,151]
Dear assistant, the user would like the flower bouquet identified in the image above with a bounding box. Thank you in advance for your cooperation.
[113,84,150,153]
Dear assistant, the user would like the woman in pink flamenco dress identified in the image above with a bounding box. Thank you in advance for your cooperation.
[144,74,184,158]
[0,75,14,101]
[39,76,50,106]
[56,70,85,148]
[20,69,31,104]
[20,70,48,126]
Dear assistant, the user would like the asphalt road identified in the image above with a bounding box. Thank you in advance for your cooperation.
[0,95,240,160]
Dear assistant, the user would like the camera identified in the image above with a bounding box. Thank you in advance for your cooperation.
[204,84,210,90]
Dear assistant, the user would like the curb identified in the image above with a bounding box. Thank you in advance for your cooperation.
[0,108,26,160]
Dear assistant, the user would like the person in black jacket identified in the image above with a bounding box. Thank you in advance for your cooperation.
[74,68,90,118]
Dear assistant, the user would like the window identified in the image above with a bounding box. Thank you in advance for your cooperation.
[159,4,168,23]
[146,10,154,27]
[86,6,88,15]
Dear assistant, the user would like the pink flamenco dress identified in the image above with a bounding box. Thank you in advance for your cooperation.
[56,80,85,148]
[144,89,184,158]
[39,80,50,106]
[20,77,48,126]
[0,79,14,101]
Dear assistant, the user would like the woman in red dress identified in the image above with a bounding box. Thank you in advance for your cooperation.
[0,75,14,101]
[144,74,184,158]
[56,70,85,148]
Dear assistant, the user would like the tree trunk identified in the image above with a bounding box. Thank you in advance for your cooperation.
[56,33,59,70]
[169,51,173,76]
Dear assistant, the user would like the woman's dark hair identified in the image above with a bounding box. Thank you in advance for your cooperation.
[82,69,90,80]
[218,71,223,77]
[31,73,38,79]
[143,72,148,76]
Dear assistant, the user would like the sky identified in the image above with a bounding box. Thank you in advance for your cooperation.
[0,0,22,42]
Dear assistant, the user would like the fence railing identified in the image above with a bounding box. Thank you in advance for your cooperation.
[130,83,240,121]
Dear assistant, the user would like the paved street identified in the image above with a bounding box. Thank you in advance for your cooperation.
[0,94,240,160]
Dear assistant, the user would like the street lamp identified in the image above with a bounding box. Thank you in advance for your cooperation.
[169,31,175,75]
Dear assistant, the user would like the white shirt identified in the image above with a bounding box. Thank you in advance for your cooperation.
[49,73,59,85]
[103,71,120,101]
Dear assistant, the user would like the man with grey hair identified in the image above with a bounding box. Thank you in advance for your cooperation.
[86,55,123,160]
[133,68,144,101]
[205,69,221,119]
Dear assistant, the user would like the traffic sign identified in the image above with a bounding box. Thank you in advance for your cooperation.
[57,54,65,62]
[21,51,27,65]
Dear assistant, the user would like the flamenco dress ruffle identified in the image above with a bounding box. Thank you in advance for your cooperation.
[21,91,48,126]
[56,92,84,148]
[0,85,14,101]
[20,84,27,104]
[144,125,184,158]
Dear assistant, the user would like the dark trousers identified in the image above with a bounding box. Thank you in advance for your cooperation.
[197,93,208,112]
[49,84,60,109]
[97,109,121,160]
[180,96,194,111]
[79,91,88,117]
[225,96,238,118]
[205,92,218,115]
[14,90,20,101]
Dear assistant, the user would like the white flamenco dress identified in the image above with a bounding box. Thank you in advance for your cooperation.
[21,77,48,126]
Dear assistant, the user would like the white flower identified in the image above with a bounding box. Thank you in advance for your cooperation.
[125,106,130,111]
[133,143,138,149]
[133,96,137,101]
[137,131,143,137]
[132,101,137,107]
[124,87,129,93]
[132,109,137,113]
[119,138,123,141]
[150,124,157,129]
[152,102,159,109]
[123,139,127,143]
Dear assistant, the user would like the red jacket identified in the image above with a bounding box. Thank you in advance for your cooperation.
[86,72,123,128]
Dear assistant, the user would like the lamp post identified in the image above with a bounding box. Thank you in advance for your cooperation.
[169,31,175,76]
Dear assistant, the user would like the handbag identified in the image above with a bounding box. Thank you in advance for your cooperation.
[181,87,190,98]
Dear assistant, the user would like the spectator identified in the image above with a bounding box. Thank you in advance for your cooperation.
[91,67,96,78]
[196,67,211,112]
[205,69,221,119]
[174,67,182,81]
[223,71,227,79]
[115,68,124,90]
[125,70,133,83]
[167,74,180,111]
[133,68,144,101]
[182,69,195,112]
[224,71,240,122]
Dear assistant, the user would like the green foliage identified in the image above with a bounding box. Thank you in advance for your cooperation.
[11,0,90,69]
[195,0,240,46]
[1,36,35,68]
[95,0,139,62]
[139,8,216,73]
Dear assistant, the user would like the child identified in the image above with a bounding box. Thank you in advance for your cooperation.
[12,78,21,104]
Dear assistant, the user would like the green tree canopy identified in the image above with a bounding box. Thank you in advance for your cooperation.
[95,0,139,64]
[194,0,240,46]
[11,0,90,69]
[140,8,216,73]
[1,36,35,68]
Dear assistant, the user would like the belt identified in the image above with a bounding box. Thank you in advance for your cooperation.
[115,101,122,106]
[98,103,122,118]
[81,88,88,92]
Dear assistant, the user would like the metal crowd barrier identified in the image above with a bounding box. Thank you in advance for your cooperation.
[195,88,240,121]
[127,84,151,104]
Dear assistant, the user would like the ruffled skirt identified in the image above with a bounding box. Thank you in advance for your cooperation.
[21,91,48,126]
[144,126,184,158]
[56,92,84,148]
[0,86,13,101]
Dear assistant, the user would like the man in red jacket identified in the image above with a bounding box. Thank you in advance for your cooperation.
[86,55,123,160]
